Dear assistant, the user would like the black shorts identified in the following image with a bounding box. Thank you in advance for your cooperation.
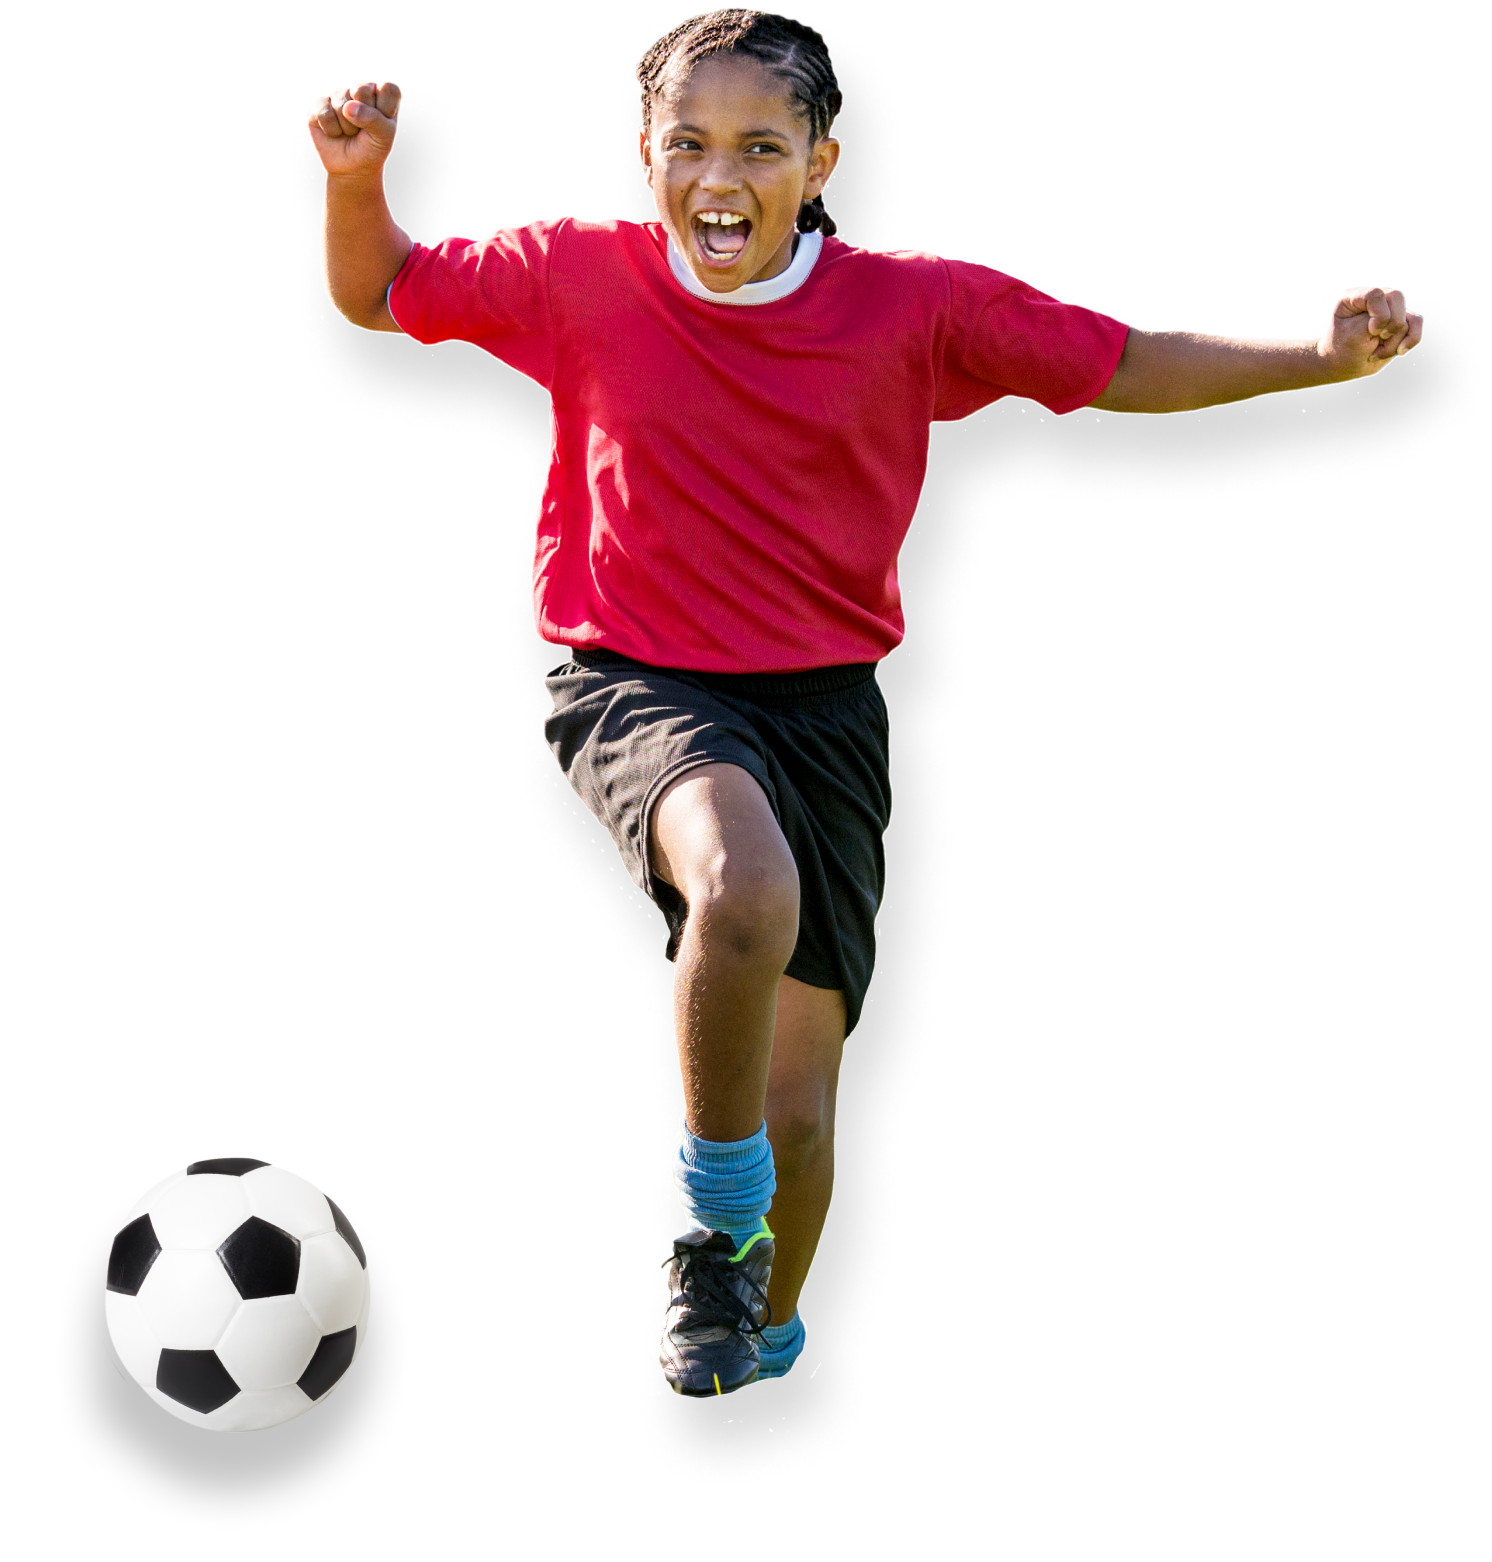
[544,648,892,1034]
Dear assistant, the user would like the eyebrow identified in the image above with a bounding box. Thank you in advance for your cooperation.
[671,122,793,140]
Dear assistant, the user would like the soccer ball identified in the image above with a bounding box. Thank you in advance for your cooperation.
[105,1159,369,1431]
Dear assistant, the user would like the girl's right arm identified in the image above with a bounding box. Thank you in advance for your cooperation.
[309,82,411,332]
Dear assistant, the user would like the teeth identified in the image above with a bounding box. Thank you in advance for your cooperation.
[697,212,745,225]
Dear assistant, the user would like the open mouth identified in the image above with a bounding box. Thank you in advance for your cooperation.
[692,210,752,266]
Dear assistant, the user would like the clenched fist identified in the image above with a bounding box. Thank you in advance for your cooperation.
[310,82,401,177]
[1320,289,1424,377]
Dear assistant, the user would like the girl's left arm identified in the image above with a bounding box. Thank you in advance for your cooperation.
[1090,288,1423,413]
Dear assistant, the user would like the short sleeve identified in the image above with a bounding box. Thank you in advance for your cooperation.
[387,220,562,389]
[934,258,1128,421]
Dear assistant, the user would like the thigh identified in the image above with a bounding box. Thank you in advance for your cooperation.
[748,683,891,1035]
[545,658,774,904]
[649,762,798,904]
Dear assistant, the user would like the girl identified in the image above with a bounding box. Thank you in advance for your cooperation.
[310,10,1420,1397]
[312,9,1131,1405]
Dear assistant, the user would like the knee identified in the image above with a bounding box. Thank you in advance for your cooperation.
[689,854,800,971]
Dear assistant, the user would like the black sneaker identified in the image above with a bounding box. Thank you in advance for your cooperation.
[660,1223,774,1396]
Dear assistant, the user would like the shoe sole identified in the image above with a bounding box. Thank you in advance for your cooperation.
[668,1366,760,1397]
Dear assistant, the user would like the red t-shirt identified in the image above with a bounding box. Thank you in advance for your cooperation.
[389,219,1127,672]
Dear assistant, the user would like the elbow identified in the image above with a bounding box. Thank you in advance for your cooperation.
[344,305,385,332]
[321,292,360,331]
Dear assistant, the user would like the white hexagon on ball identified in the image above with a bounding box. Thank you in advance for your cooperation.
[137,1250,242,1348]
[241,1166,334,1240]
[103,1292,160,1386]
[149,1174,251,1249]
[105,1159,370,1431]
[298,1231,367,1334]
[216,1296,320,1392]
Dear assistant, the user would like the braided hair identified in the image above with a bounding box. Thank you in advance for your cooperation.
[637,11,843,236]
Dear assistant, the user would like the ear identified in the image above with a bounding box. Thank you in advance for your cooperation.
[803,136,840,201]
[640,129,655,189]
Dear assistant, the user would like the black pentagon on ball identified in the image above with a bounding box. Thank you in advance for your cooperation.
[297,1326,357,1401]
[328,1198,366,1269]
[107,1214,162,1296]
[217,1216,300,1299]
[157,1348,240,1414]
[187,1158,269,1176]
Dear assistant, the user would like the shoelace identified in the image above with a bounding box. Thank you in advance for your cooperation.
[664,1243,774,1337]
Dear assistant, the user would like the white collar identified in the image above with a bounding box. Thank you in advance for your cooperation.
[666,229,823,306]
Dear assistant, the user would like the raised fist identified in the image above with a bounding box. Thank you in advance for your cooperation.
[1320,289,1424,378]
[309,82,401,177]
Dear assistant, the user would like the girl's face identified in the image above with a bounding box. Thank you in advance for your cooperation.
[642,54,839,291]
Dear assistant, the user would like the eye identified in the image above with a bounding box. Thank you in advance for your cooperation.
[665,139,781,155]
[668,137,702,152]
[746,142,784,156]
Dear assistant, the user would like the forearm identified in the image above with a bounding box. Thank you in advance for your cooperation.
[1091,330,1346,414]
[324,172,411,331]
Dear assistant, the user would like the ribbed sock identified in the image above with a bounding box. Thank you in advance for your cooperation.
[673,1120,776,1248]
[757,1312,805,1378]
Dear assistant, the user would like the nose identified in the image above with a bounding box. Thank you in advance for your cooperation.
[696,149,744,195]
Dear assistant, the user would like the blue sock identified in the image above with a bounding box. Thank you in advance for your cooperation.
[757,1312,805,1378]
[674,1121,776,1249]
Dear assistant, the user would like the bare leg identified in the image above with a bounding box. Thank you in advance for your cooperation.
[674,887,793,1143]
[768,1130,837,1324]
[763,976,846,1323]
[650,764,800,1144]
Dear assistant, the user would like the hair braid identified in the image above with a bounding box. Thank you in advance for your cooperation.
[637,11,843,236]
